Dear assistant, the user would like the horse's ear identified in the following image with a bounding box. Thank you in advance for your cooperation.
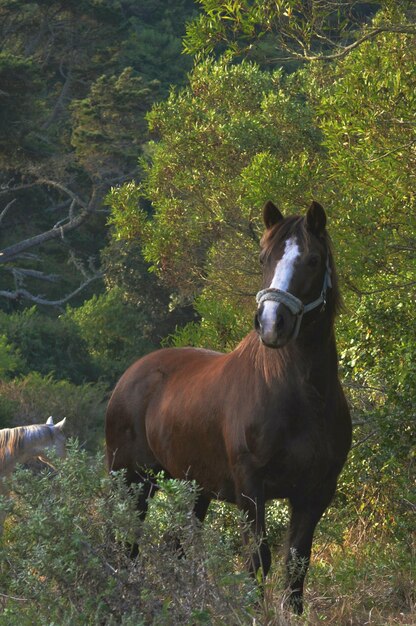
[263,200,284,229]
[306,201,326,235]
[55,417,66,431]
[46,416,54,425]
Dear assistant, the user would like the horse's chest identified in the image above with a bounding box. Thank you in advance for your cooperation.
[248,398,334,496]
[263,433,332,499]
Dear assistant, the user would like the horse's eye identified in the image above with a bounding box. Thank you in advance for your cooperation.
[307,254,320,268]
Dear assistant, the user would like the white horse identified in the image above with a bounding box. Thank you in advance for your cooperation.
[0,416,67,531]
[0,416,67,477]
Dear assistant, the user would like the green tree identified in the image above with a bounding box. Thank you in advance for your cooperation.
[108,5,415,515]
[109,57,323,350]
[0,308,96,383]
[0,334,23,379]
[120,0,197,91]
[0,0,196,307]
[184,0,415,62]
[309,26,416,472]
[66,288,155,384]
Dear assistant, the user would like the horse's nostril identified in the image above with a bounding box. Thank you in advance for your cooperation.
[254,312,261,332]
[276,314,284,331]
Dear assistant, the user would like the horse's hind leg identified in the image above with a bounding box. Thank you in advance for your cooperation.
[126,466,162,557]
[167,491,211,560]
[128,466,164,518]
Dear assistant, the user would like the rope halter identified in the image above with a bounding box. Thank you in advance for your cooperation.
[255,255,332,341]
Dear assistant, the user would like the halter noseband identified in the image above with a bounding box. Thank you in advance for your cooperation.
[255,255,332,340]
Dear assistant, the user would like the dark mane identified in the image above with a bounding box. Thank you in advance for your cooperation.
[261,215,305,251]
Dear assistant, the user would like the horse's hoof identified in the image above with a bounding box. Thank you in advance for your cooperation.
[288,592,303,615]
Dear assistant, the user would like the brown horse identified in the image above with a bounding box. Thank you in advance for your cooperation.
[105,200,352,613]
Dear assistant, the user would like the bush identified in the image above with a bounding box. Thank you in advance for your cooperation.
[0,443,258,625]
[0,373,107,449]
[0,441,414,625]
[0,334,24,379]
[0,308,97,384]
[66,288,155,385]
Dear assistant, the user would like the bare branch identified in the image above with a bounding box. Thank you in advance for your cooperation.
[0,208,88,264]
[42,67,73,130]
[0,198,16,226]
[351,431,377,449]
[3,267,60,283]
[0,272,103,308]
[0,174,107,265]
[347,280,416,297]
[38,179,88,210]
[273,25,416,62]
[0,182,39,196]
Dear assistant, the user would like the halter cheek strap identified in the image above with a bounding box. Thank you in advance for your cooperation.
[255,256,332,340]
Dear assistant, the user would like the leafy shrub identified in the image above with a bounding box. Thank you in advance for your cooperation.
[0,442,414,625]
[0,443,258,625]
[0,373,107,450]
[166,295,251,351]
[0,334,24,380]
[0,308,97,384]
[66,288,155,385]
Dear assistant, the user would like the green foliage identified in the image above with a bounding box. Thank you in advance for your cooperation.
[0,335,24,379]
[0,443,257,625]
[0,373,106,448]
[121,0,197,92]
[166,295,251,351]
[106,182,149,243]
[106,18,415,625]
[0,52,43,166]
[311,23,416,494]
[109,11,416,462]
[0,0,196,308]
[104,203,199,347]
[110,57,321,313]
[314,24,416,286]
[308,529,415,623]
[71,68,160,180]
[0,308,96,384]
[66,288,155,383]
[338,296,415,401]
[1,4,414,620]
[184,0,410,62]
[0,444,413,624]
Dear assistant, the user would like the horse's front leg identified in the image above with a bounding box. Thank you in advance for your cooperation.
[286,485,336,614]
[233,465,271,581]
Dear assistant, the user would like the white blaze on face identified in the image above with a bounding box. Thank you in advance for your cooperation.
[269,237,300,291]
[261,237,300,332]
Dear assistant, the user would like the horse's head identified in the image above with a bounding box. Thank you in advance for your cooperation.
[255,200,334,349]
[38,416,67,462]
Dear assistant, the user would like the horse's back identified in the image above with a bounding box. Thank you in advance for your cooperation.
[105,347,226,478]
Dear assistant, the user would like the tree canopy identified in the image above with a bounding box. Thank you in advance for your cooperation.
[184,0,416,62]
[0,0,196,307]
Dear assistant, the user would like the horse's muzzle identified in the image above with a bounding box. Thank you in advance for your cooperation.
[255,301,297,348]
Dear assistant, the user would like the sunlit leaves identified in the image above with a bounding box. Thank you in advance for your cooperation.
[138,59,320,303]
